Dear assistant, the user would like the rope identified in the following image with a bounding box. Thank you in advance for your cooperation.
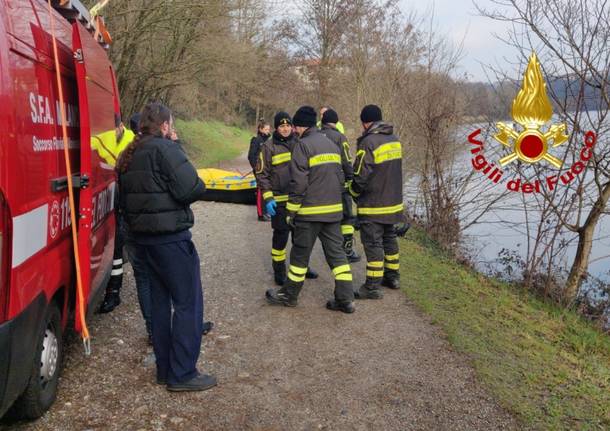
[47,0,91,355]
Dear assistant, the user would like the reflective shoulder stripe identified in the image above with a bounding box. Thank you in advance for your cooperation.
[372,141,402,164]
[357,203,404,215]
[354,149,366,175]
[309,153,341,167]
[298,203,343,215]
[275,194,289,202]
[272,152,291,165]
[286,202,301,212]
[256,151,264,174]
[342,142,352,162]
[263,191,274,200]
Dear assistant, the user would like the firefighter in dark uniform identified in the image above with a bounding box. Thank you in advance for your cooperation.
[255,112,296,285]
[349,105,403,299]
[266,106,355,313]
[319,108,361,263]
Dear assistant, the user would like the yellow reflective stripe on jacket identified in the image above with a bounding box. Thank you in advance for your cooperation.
[358,203,404,215]
[275,194,289,202]
[286,202,301,212]
[354,149,366,175]
[372,141,402,164]
[298,203,342,215]
[342,142,352,162]
[263,191,274,200]
[309,153,341,167]
[272,152,291,165]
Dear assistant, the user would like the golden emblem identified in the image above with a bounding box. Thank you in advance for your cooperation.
[494,52,568,168]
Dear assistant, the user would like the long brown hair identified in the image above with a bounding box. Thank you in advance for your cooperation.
[116,102,172,173]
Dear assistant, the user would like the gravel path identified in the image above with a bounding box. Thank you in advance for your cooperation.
[2,162,518,430]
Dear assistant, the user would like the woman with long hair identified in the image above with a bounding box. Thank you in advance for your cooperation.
[117,102,216,392]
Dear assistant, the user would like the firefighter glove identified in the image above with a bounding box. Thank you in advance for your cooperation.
[266,199,277,217]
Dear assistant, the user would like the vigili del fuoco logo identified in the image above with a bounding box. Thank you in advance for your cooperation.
[468,52,597,193]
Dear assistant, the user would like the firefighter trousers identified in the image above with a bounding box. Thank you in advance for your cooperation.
[281,221,354,304]
[360,222,400,291]
[271,205,290,275]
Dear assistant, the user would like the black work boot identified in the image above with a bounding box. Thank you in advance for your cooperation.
[98,290,121,313]
[272,261,287,286]
[326,299,355,314]
[353,284,383,300]
[343,234,362,263]
[167,373,217,392]
[265,287,298,307]
[382,276,401,290]
[305,268,318,279]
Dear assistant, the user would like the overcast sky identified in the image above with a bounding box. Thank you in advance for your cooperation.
[402,0,520,82]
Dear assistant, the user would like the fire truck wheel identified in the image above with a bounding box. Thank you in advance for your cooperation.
[13,301,63,419]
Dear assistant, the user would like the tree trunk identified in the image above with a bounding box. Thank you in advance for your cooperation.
[564,182,610,304]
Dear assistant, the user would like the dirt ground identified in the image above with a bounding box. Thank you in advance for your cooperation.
[1,156,518,430]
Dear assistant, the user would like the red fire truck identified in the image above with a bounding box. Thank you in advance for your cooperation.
[1,0,119,419]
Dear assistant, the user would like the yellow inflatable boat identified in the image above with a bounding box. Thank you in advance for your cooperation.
[197,168,257,205]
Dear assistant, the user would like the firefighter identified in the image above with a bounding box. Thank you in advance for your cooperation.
[349,105,404,299]
[318,106,345,134]
[248,119,271,221]
[98,114,136,313]
[266,106,355,314]
[318,108,361,263]
[256,111,319,285]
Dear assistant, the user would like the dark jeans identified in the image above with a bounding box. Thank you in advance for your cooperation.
[141,239,204,384]
[124,240,152,336]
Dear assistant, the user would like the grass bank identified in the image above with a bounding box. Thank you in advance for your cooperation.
[400,228,610,430]
[175,119,252,168]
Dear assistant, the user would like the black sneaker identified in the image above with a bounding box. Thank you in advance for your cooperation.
[167,374,217,392]
[326,299,355,314]
[98,291,121,313]
[382,278,401,290]
[202,321,214,335]
[354,286,383,299]
[265,288,297,307]
[305,268,318,279]
[346,250,362,263]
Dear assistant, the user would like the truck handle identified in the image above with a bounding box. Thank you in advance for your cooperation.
[50,174,90,192]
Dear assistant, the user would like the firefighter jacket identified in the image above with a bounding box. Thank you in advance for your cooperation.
[286,128,344,223]
[317,120,345,134]
[349,122,403,224]
[92,128,135,167]
[255,131,297,206]
[319,124,354,185]
[119,135,206,235]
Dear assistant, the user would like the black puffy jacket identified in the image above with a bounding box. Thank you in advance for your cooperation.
[118,135,206,235]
